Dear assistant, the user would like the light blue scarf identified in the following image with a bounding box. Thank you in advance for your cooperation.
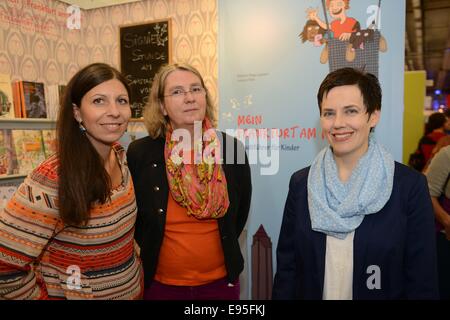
[307,136,395,239]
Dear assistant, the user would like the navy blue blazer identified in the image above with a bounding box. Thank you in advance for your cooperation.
[272,162,439,300]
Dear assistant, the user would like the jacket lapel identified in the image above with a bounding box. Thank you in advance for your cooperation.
[352,215,375,298]
[142,138,168,234]
[314,230,326,298]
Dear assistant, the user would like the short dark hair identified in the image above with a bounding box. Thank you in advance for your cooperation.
[425,112,447,135]
[444,108,450,118]
[317,67,382,117]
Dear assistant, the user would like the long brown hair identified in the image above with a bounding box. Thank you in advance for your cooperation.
[143,63,216,139]
[57,63,130,226]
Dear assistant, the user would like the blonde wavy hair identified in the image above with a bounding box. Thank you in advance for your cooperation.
[143,63,216,138]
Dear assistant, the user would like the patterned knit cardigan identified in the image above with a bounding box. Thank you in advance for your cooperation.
[0,144,144,299]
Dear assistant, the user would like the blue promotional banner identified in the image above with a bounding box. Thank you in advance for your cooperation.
[218,0,405,297]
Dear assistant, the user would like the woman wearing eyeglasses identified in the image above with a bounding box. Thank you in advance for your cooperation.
[272,67,438,300]
[126,63,252,300]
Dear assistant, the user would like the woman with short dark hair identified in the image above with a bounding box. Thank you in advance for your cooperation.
[273,67,438,299]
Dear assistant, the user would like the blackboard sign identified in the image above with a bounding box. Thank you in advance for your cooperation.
[120,19,171,118]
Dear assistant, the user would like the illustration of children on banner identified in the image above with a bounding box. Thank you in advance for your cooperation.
[300,0,387,76]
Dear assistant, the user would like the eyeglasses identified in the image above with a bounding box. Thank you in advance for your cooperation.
[164,86,206,99]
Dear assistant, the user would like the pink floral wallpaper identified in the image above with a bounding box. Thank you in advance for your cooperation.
[0,0,218,108]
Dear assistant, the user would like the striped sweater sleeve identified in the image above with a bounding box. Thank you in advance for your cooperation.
[0,157,60,299]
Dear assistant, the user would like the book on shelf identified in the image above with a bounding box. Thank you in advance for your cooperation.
[41,129,57,157]
[11,130,46,175]
[0,129,18,176]
[12,81,45,118]
[0,129,57,178]
[0,74,14,119]
[19,81,47,119]
[0,182,20,211]
[4,80,65,120]
[10,80,48,119]
[12,81,22,118]
[46,84,66,120]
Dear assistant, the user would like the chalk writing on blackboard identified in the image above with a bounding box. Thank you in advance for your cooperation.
[120,19,171,118]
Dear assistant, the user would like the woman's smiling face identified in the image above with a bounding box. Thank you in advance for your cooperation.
[320,84,380,161]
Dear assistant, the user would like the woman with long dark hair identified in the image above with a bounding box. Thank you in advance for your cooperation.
[0,63,143,299]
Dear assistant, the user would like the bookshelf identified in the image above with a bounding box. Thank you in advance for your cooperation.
[1,118,142,128]
[0,118,57,130]
[0,118,57,182]
[0,118,146,182]
[0,173,26,181]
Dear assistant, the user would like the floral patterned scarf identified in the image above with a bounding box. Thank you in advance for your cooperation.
[164,118,229,219]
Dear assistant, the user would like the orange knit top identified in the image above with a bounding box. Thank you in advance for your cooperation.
[154,193,227,286]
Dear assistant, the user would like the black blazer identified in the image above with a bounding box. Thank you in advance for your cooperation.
[272,163,439,299]
[127,132,252,287]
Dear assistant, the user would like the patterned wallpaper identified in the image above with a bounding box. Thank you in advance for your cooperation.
[0,0,218,113]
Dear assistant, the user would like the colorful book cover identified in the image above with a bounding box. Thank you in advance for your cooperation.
[0,129,18,176]
[12,81,22,118]
[0,183,19,211]
[11,130,46,175]
[0,74,14,118]
[41,129,57,158]
[0,130,12,176]
[20,81,47,118]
